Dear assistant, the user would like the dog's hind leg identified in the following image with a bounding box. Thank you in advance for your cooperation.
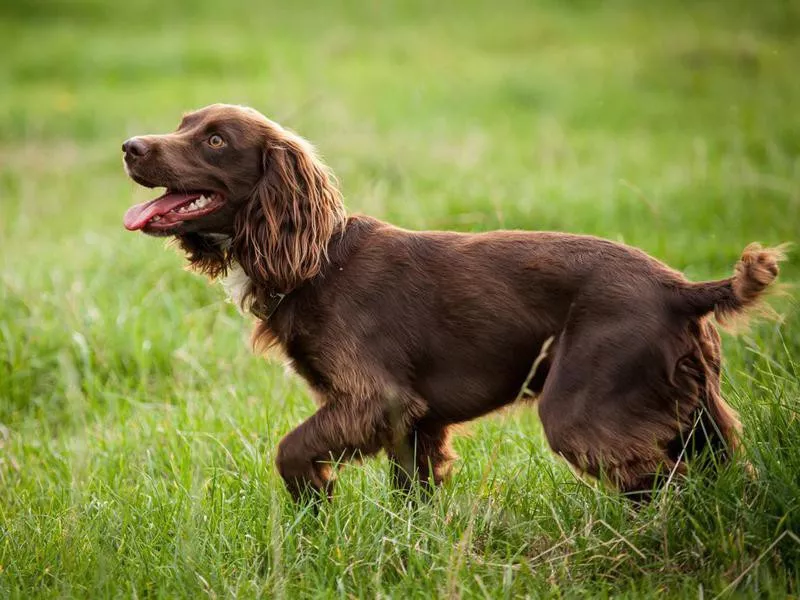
[665,318,740,467]
[536,299,707,498]
[388,420,457,492]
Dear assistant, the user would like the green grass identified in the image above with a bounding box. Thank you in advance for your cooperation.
[1,0,799,597]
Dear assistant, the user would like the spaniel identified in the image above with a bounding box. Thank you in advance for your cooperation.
[122,104,783,501]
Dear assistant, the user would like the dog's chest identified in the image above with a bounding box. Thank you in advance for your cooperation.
[201,234,254,314]
[221,262,254,314]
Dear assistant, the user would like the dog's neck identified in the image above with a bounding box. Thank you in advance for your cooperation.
[199,216,369,324]
[198,233,285,321]
[220,261,252,312]
[197,233,252,313]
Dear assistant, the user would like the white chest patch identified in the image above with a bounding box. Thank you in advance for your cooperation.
[221,262,254,314]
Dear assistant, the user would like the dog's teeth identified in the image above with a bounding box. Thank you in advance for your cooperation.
[152,216,161,222]
[171,197,211,216]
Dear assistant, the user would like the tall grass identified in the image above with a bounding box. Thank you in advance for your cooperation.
[1,0,798,597]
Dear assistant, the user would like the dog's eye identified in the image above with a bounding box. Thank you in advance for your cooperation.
[207,134,225,148]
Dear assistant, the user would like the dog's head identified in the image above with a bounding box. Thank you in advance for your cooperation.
[122,104,345,291]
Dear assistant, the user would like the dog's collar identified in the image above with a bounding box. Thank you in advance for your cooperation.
[250,292,286,321]
[206,236,286,322]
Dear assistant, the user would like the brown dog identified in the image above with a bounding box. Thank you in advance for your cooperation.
[122,104,783,501]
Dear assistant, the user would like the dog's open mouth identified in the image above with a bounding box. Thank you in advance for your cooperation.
[124,191,224,232]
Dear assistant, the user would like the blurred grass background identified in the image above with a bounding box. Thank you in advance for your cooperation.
[1,0,799,597]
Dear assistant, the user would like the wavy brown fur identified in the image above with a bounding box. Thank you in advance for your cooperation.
[232,126,346,297]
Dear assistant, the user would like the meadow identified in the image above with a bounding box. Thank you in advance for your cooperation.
[1,0,799,597]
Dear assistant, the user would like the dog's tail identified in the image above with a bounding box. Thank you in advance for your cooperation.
[675,243,787,326]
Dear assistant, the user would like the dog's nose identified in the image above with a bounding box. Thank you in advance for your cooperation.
[122,137,150,158]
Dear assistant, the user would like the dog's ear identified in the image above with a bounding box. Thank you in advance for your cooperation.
[232,130,345,295]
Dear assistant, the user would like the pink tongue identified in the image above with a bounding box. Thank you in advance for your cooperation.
[123,192,201,231]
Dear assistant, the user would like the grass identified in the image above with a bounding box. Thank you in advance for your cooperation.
[1,0,799,597]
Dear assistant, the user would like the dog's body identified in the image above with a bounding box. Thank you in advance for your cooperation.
[122,104,782,500]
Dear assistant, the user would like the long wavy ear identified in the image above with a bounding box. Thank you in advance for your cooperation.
[232,127,346,296]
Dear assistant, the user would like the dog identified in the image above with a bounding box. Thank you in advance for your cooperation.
[122,104,783,501]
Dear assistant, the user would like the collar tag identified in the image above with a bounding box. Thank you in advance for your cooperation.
[251,293,286,321]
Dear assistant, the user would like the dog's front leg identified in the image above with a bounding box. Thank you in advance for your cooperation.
[275,398,398,502]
